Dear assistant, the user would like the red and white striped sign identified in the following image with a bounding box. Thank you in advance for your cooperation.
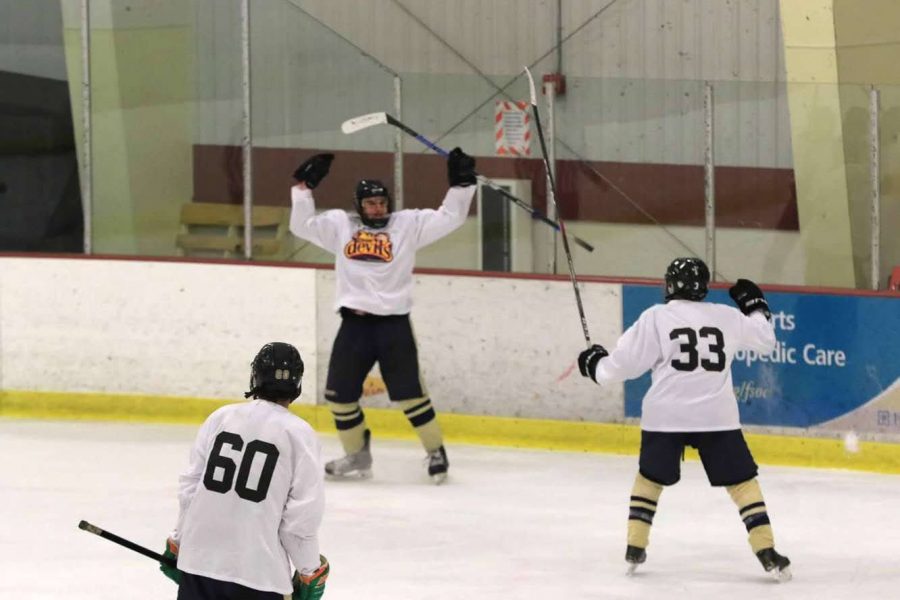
[494,100,531,157]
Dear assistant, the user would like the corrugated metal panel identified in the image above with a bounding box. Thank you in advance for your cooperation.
[252,0,397,150]
[193,0,243,145]
[192,0,792,167]
[553,0,791,167]
[561,0,783,81]
[297,0,554,75]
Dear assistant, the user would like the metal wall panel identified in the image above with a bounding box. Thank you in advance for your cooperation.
[294,0,555,76]
[192,0,792,167]
[292,0,784,81]
[192,0,243,146]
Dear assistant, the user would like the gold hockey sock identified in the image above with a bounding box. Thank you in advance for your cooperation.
[628,473,663,549]
[396,397,443,452]
[327,401,368,454]
[726,478,775,552]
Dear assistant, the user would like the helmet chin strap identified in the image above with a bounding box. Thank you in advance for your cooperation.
[360,214,390,228]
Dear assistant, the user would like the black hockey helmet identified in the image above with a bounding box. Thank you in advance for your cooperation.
[245,342,304,402]
[354,179,392,228]
[664,257,710,301]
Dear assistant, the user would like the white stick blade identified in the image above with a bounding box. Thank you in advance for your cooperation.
[341,112,388,134]
[523,66,537,106]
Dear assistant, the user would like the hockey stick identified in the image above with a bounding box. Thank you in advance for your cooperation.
[341,112,594,253]
[524,67,592,346]
[78,520,177,568]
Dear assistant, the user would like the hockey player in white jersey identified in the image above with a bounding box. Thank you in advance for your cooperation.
[577,258,792,582]
[289,149,477,484]
[160,342,329,599]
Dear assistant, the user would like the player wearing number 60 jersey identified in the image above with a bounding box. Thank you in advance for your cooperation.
[161,343,329,600]
[577,258,792,582]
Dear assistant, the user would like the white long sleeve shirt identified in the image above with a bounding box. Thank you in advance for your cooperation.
[590,299,776,432]
[289,185,476,315]
[172,400,324,594]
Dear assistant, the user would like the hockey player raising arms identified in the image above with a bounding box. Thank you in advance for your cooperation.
[289,148,477,484]
[577,258,792,582]
[161,343,328,600]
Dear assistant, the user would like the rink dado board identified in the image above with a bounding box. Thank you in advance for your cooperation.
[0,256,898,472]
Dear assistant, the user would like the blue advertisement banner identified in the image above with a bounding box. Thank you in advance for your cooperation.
[623,285,900,432]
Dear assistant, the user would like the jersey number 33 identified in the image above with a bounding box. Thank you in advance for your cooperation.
[669,327,726,372]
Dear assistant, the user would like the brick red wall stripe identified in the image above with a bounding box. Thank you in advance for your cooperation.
[193,145,798,230]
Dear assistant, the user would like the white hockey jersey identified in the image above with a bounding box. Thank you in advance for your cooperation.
[591,299,776,432]
[173,400,324,594]
[289,185,476,315]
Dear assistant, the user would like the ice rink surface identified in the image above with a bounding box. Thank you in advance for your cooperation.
[2,418,899,600]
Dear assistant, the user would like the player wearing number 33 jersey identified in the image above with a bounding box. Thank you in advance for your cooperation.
[163,343,328,599]
[577,258,792,582]
[595,279,775,433]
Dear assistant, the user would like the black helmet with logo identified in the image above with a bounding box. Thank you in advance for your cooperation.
[245,342,304,402]
[354,179,392,228]
[664,257,710,301]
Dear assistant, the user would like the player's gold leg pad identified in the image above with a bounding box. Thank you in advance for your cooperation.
[396,397,443,452]
[726,478,775,552]
[627,473,663,548]
[327,400,368,454]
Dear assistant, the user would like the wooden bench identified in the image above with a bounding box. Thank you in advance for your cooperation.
[176,202,291,259]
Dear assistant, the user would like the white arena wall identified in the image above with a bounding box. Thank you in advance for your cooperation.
[3,254,898,474]
[0,255,624,423]
[0,257,321,403]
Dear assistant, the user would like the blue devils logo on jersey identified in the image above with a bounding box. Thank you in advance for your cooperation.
[344,230,394,262]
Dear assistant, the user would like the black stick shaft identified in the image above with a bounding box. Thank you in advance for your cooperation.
[78,520,177,568]
[383,115,594,252]
[528,83,592,346]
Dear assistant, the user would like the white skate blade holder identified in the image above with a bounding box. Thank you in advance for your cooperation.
[325,467,372,481]
[772,565,792,583]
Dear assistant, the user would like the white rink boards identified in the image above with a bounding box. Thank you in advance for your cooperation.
[2,419,899,600]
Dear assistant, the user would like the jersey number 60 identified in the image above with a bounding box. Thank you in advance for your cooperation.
[202,431,280,503]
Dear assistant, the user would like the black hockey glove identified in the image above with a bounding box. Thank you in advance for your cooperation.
[728,278,771,318]
[293,153,334,189]
[447,147,477,187]
[578,344,608,383]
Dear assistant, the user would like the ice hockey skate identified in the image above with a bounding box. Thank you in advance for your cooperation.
[325,430,373,479]
[426,445,449,484]
[625,545,646,576]
[756,547,792,582]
